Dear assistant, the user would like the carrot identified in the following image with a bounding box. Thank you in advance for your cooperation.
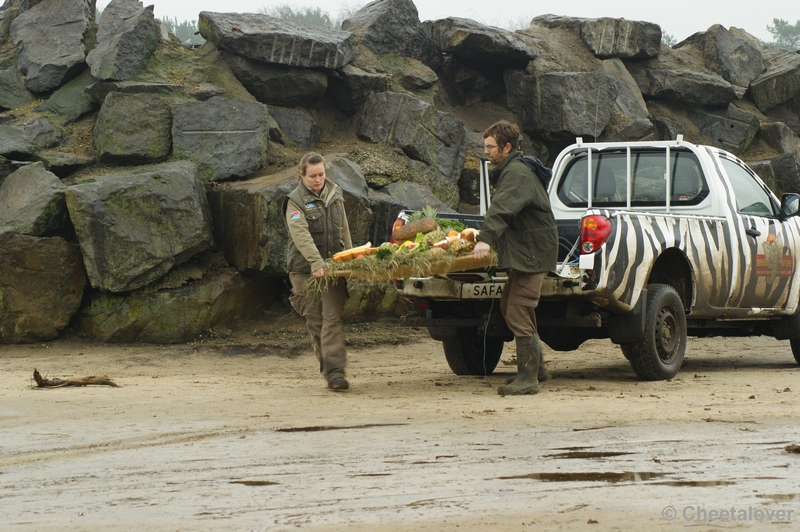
[332,242,373,262]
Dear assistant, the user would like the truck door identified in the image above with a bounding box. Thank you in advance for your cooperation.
[718,155,798,315]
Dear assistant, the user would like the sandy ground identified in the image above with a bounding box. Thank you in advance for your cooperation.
[2,306,800,531]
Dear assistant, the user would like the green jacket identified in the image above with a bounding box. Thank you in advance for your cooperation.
[282,181,352,274]
[477,151,559,273]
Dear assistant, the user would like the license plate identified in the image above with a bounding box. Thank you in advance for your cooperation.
[461,282,504,299]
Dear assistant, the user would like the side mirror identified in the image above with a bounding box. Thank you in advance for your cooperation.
[781,193,800,218]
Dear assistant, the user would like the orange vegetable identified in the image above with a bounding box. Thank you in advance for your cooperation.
[332,242,373,262]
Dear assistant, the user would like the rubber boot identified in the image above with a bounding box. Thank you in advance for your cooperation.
[506,348,550,384]
[498,336,540,396]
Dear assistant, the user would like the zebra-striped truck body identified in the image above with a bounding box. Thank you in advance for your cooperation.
[396,137,800,380]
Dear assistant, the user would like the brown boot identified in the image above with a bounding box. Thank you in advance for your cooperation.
[498,336,540,396]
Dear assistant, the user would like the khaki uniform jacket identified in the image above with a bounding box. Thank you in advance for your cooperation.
[477,151,559,273]
[283,181,353,274]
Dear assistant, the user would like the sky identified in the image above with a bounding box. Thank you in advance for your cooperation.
[97,0,796,43]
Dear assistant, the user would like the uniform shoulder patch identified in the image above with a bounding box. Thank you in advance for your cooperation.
[290,211,300,220]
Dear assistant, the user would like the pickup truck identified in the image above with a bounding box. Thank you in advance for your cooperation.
[394,136,800,380]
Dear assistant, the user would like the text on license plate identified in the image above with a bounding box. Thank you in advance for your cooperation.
[461,283,504,299]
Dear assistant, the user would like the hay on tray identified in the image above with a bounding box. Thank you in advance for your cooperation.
[304,249,498,294]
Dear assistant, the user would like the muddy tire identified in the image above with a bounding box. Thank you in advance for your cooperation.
[790,339,800,365]
[620,284,686,381]
[442,329,503,375]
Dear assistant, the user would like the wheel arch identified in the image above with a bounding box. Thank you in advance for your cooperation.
[647,247,695,313]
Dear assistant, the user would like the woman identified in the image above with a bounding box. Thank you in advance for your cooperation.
[282,153,352,391]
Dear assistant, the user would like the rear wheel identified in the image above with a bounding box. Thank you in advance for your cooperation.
[790,339,800,365]
[620,284,686,380]
[442,328,504,375]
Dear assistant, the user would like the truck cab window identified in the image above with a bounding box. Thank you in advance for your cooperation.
[558,150,707,208]
[720,158,775,217]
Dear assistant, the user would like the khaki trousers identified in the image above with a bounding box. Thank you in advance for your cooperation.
[289,273,348,382]
[500,270,545,338]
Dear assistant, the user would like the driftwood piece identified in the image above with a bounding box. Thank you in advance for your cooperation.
[33,369,119,388]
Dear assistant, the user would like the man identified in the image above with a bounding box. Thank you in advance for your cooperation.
[472,120,559,396]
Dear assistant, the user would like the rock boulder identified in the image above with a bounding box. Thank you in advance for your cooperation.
[749,51,800,112]
[171,96,269,181]
[65,161,214,292]
[76,266,272,343]
[93,91,172,165]
[359,91,468,181]
[343,0,441,69]
[532,14,661,59]
[0,67,35,110]
[224,51,327,108]
[505,70,616,141]
[9,0,92,93]
[207,154,372,275]
[86,0,159,81]
[199,11,356,69]
[424,17,532,69]
[0,161,68,235]
[0,116,62,157]
[0,228,85,343]
[676,25,765,89]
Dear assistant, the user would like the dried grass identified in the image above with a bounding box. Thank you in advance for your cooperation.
[304,249,498,294]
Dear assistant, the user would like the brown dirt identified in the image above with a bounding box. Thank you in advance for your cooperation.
[2,308,800,530]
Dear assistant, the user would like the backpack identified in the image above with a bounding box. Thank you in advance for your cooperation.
[521,155,552,190]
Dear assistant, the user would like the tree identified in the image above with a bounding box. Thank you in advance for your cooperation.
[766,18,800,49]
[662,33,677,47]
[259,5,336,29]
[259,3,364,29]
[160,17,205,45]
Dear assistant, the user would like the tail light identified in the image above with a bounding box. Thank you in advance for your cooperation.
[580,215,611,254]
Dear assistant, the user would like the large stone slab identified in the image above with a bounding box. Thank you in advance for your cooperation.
[199,11,356,69]
[381,180,456,214]
[691,104,760,154]
[35,150,94,178]
[9,0,92,93]
[224,51,327,108]
[749,52,800,113]
[626,44,744,107]
[342,0,441,69]
[635,68,740,107]
[0,116,62,157]
[0,228,85,343]
[93,91,171,165]
[328,64,388,115]
[505,70,616,141]
[65,161,214,292]
[438,56,505,107]
[0,161,68,235]
[424,17,532,69]
[76,266,272,343]
[85,80,226,104]
[171,96,269,181]
[207,154,372,275]
[599,58,653,141]
[0,67,35,110]
[358,91,468,181]
[531,14,661,59]
[268,107,318,150]
[35,68,97,123]
[676,25,765,88]
[86,0,158,81]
